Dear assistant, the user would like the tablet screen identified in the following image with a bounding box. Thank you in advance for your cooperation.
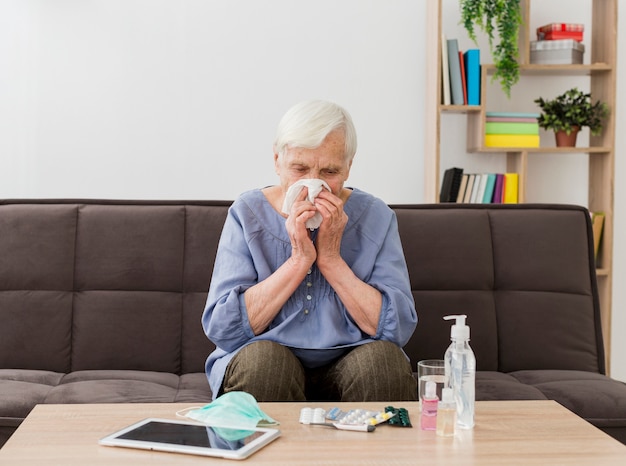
[99,418,281,459]
[117,421,264,449]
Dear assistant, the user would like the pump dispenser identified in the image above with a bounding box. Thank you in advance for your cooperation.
[443,314,476,429]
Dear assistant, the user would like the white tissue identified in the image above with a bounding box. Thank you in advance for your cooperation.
[281,179,331,230]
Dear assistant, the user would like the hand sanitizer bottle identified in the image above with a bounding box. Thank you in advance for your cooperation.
[443,314,476,429]
[436,387,457,437]
[420,380,438,430]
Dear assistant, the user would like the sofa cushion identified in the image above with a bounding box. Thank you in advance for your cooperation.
[510,370,626,428]
[0,370,64,421]
[475,371,548,400]
[42,370,212,404]
[0,291,73,372]
[71,291,183,372]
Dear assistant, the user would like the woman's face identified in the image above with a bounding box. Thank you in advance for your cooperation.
[274,130,352,196]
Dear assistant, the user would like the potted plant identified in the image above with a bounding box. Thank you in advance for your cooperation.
[534,87,609,147]
[460,0,522,97]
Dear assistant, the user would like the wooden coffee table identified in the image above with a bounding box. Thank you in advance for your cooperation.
[1,400,625,464]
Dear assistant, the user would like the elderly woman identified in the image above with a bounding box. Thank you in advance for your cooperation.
[203,100,417,401]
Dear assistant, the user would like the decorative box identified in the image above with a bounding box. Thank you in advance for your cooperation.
[530,39,585,65]
[537,23,584,41]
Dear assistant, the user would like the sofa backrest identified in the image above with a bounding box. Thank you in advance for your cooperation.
[394,203,604,374]
[0,200,229,375]
[0,201,604,376]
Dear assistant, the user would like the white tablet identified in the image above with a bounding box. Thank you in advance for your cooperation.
[99,418,281,460]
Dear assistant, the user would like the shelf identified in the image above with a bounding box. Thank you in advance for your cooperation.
[483,63,612,76]
[426,0,617,370]
[440,105,482,114]
[468,147,611,154]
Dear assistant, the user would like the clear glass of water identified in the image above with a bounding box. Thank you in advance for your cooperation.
[417,359,446,408]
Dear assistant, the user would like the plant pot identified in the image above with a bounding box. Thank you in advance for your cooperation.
[555,127,580,147]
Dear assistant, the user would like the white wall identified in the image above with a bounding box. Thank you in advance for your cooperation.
[0,0,424,203]
[1,0,625,380]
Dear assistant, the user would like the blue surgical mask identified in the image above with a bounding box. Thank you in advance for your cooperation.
[178,391,279,441]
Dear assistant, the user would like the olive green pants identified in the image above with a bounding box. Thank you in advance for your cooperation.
[221,340,417,402]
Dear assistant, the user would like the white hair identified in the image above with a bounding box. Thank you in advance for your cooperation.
[273,100,357,161]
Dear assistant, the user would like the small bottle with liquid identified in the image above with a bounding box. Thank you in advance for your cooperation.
[436,387,457,437]
[420,380,438,430]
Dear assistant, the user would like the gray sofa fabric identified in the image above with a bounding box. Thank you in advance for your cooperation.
[1,200,625,447]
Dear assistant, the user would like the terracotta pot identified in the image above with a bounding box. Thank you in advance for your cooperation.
[555,126,580,147]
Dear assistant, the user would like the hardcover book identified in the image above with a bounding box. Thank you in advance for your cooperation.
[503,173,519,204]
[591,212,605,261]
[459,51,468,105]
[462,174,475,203]
[456,174,469,203]
[441,34,451,105]
[463,49,480,106]
[481,174,497,203]
[492,174,505,204]
[485,134,540,148]
[439,167,464,203]
[447,39,464,105]
[485,122,539,135]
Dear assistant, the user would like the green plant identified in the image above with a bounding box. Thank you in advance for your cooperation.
[534,87,609,136]
[460,0,522,97]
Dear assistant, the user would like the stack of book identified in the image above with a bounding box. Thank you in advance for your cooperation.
[440,168,519,204]
[441,36,480,106]
[484,112,540,148]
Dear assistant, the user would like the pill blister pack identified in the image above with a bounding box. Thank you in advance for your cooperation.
[330,408,395,426]
[299,407,326,424]
[385,406,412,427]
[299,407,395,426]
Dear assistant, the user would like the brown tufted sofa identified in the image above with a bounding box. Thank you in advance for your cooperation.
[1,199,625,447]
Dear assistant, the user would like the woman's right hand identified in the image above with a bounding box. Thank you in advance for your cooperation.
[285,187,317,267]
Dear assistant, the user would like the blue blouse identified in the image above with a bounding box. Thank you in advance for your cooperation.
[202,188,417,398]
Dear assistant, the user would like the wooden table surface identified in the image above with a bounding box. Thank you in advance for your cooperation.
[1,400,625,465]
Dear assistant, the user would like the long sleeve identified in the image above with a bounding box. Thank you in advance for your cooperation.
[202,202,261,353]
[201,188,417,397]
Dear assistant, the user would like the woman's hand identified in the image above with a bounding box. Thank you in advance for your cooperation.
[285,187,317,268]
[313,189,348,266]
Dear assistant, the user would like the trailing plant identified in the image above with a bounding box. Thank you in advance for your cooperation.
[460,0,522,97]
[534,87,609,136]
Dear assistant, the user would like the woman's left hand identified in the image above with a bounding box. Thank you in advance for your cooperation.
[313,190,348,264]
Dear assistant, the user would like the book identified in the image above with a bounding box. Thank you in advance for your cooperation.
[463,49,480,105]
[492,174,505,203]
[486,112,541,119]
[456,174,469,203]
[503,173,519,204]
[447,39,464,105]
[462,174,475,203]
[591,212,605,261]
[481,174,497,203]
[485,122,539,135]
[485,134,540,148]
[471,174,486,203]
[441,34,451,105]
[459,51,468,105]
[485,116,540,123]
[439,167,464,203]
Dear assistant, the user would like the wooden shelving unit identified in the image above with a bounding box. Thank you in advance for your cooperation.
[424,0,617,367]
